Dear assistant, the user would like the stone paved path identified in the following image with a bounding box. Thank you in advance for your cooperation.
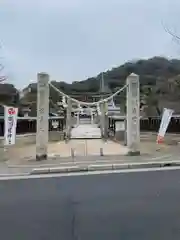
[2,139,129,164]
[71,124,101,139]
[1,125,180,165]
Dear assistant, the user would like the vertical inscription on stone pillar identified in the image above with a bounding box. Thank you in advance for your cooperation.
[100,102,105,138]
[66,99,72,140]
[126,73,140,154]
[36,73,49,160]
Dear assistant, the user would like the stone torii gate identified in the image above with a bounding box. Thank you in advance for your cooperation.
[35,72,140,160]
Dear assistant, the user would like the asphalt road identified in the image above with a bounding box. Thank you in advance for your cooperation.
[0,169,180,240]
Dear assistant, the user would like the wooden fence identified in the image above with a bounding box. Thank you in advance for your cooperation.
[108,117,180,135]
[0,117,66,136]
[0,116,180,137]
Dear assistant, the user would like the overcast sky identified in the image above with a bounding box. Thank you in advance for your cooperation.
[0,0,179,88]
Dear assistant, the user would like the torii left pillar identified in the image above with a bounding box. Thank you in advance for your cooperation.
[126,73,140,155]
[36,72,49,161]
[66,98,72,140]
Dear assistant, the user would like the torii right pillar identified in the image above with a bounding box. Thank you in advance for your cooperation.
[126,73,140,155]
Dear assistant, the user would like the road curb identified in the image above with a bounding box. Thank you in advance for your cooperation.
[30,160,180,175]
[0,172,31,177]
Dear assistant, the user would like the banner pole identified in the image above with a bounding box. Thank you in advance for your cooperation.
[3,106,18,161]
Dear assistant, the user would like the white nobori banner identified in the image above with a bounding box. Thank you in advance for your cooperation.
[157,108,174,144]
[4,106,18,145]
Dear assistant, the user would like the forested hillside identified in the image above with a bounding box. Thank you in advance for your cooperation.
[2,56,180,116]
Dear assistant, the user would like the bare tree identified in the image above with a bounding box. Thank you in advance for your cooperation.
[162,20,180,45]
[0,63,7,82]
[0,44,7,82]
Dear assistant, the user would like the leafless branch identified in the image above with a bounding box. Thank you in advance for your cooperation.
[162,20,180,45]
[0,43,7,83]
[0,72,7,82]
[0,76,7,82]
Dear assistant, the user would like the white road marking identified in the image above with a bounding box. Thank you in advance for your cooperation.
[1,166,180,181]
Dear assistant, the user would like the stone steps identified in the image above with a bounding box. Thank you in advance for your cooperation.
[71,124,101,139]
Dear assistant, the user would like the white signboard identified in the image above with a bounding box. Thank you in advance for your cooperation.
[4,106,18,145]
[115,121,125,131]
[157,108,174,143]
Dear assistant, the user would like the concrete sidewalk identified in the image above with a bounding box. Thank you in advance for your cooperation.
[0,151,178,176]
[1,139,130,164]
[1,132,179,163]
[0,133,179,176]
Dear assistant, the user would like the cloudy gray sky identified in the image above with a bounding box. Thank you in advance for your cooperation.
[0,0,179,88]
